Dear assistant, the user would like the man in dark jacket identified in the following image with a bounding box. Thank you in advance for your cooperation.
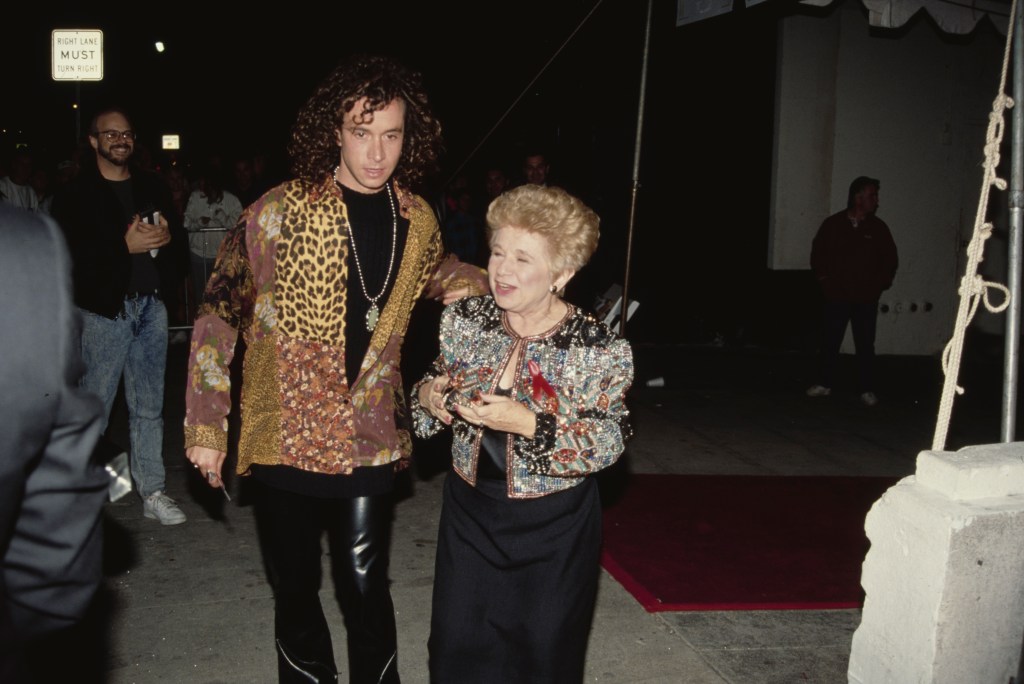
[807,176,898,406]
[52,107,189,524]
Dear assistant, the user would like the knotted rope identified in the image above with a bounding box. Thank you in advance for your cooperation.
[933,3,1018,450]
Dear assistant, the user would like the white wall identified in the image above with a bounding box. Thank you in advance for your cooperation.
[769,13,841,270]
[769,1,1005,354]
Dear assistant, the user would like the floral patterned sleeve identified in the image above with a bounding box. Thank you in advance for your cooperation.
[183,211,256,452]
[418,227,488,300]
[515,337,634,478]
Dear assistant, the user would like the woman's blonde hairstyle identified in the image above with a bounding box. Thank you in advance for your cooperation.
[485,185,599,276]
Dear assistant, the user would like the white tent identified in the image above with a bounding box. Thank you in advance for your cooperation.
[669,0,1020,443]
[677,0,1008,33]
[801,0,1008,33]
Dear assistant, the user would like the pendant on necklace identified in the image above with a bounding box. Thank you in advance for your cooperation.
[366,304,380,332]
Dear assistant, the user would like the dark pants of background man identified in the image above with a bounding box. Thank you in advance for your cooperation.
[819,301,879,393]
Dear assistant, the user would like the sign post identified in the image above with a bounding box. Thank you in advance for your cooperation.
[52,29,103,142]
[51,30,103,81]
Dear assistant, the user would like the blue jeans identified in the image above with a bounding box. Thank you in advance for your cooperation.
[80,296,168,498]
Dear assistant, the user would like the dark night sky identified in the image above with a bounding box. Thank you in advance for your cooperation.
[7,2,649,176]
[6,0,801,344]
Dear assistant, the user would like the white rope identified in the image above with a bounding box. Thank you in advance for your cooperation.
[933,4,1018,450]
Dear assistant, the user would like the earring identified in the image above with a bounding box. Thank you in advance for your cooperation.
[549,284,558,293]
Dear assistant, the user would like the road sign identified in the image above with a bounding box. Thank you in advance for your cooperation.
[52,30,103,81]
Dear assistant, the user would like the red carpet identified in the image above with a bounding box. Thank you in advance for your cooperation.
[600,474,898,612]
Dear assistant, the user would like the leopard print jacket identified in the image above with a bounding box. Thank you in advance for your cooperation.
[184,177,486,475]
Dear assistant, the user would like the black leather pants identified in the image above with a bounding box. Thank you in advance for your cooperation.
[254,483,400,684]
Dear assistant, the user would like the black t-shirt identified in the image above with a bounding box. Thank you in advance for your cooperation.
[107,178,160,295]
[340,184,410,386]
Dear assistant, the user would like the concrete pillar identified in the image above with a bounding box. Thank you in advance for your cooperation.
[849,442,1024,684]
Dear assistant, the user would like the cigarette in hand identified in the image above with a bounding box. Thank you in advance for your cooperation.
[208,470,231,501]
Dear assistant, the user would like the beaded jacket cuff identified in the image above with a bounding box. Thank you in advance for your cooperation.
[410,377,444,438]
[517,412,557,475]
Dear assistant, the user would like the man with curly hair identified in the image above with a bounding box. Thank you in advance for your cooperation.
[184,55,486,683]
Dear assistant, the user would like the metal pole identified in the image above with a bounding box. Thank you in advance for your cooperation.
[75,81,82,145]
[620,0,654,338]
[1004,5,1024,443]
[1009,10,1024,684]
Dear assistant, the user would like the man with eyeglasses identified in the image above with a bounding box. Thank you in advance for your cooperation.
[52,107,190,525]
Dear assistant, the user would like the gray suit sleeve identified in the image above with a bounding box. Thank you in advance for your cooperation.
[0,207,107,640]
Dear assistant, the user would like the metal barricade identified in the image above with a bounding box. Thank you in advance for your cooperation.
[179,225,230,331]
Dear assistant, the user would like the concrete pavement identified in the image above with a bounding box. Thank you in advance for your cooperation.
[57,340,1009,683]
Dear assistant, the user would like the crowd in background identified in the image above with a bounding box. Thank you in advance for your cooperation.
[0,144,280,327]
[0,143,595,321]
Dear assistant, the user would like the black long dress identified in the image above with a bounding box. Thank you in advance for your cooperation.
[428,392,602,684]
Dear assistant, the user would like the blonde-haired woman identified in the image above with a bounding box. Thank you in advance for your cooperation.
[412,184,634,683]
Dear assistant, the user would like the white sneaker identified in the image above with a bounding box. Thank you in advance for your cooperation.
[860,392,879,407]
[806,384,831,397]
[143,491,187,525]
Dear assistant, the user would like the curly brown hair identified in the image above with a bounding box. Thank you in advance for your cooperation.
[288,54,442,190]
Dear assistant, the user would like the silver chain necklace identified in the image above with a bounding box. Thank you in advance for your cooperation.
[333,167,398,332]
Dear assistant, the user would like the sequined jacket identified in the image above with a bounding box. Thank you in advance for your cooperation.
[411,295,634,499]
[183,177,487,475]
